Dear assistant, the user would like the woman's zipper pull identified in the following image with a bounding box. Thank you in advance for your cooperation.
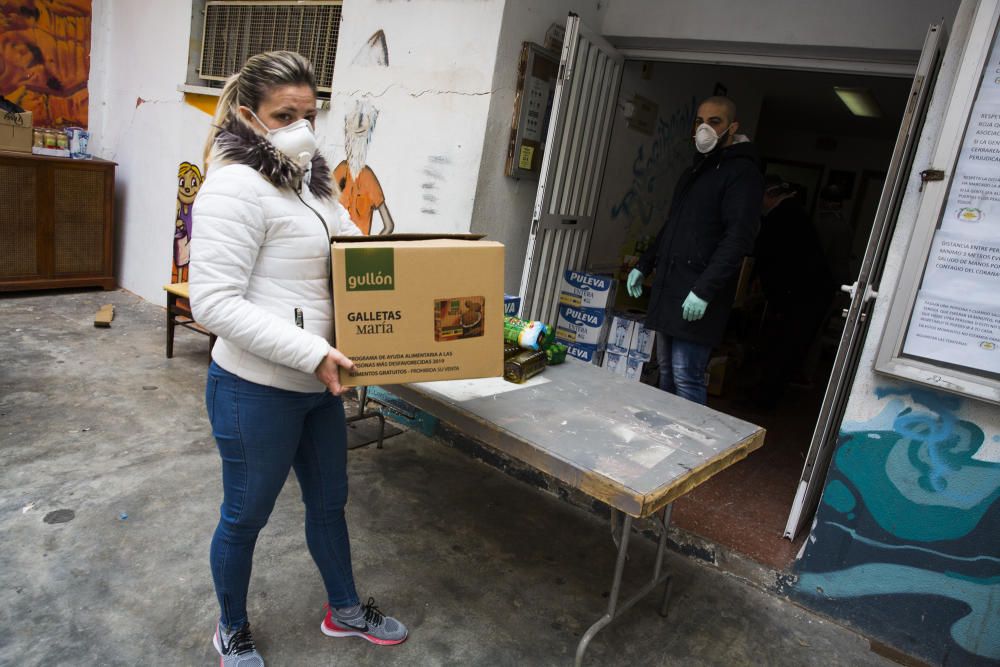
[294,308,304,329]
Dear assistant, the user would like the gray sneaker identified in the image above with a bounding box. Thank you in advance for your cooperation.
[213,622,265,666]
[321,597,408,645]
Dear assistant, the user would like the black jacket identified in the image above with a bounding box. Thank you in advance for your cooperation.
[637,141,763,346]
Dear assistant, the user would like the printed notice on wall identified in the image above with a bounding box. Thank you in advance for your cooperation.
[903,27,1000,374]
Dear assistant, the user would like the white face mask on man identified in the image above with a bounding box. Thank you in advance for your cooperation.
[693,123,731,154]
[245,108,318,168]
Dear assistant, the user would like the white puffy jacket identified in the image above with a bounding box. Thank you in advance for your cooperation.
[190,155,360,393]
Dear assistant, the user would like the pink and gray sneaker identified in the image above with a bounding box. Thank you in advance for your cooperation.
[213,622,264,666]
[321,597,408,645]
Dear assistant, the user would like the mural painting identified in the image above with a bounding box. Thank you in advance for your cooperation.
[334,99,394,235]
[794,385,1000,666]
[609,97,696,258]
[172,161,203,284]
[0,0,90,127]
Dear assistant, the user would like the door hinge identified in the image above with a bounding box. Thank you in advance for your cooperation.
[919,168,945,191]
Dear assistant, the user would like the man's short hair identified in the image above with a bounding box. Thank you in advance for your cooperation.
[699,96,737,123]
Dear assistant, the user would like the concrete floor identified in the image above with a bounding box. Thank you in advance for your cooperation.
[0,289,896,667]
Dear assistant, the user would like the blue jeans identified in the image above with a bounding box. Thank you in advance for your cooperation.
[206,362,359,630]
[654,332,712,405]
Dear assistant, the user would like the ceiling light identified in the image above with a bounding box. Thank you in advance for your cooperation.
[834,87,882,118]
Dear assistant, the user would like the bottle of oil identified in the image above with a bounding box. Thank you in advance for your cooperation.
[504,349,547,383]
[504,343,522,360]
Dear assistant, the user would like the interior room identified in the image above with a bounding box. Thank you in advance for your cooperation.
[587,59,913,568]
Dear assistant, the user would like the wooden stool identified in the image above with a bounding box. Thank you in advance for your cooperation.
[164,282,216,358]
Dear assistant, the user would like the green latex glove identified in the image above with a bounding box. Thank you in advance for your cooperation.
[681,291,708,321]
[627,269,644,298]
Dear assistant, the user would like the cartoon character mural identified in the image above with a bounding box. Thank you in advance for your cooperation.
[0,0,91,127]
[794,385,1000,666]
[333,99,394,235]
[172,161,203,284]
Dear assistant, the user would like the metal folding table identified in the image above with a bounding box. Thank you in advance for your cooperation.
[387,361,765,665]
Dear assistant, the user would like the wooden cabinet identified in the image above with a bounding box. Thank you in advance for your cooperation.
[0,150,116,291]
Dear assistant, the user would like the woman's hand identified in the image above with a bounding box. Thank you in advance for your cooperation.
[314,348,356,396]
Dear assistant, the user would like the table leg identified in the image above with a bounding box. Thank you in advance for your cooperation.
[346,386,387,450]
[165,292,176,359]
[574,504,674,666]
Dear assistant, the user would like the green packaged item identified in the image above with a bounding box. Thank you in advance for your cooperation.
[504,316,552,351]
[544,342,567,365]
[504,349,547,383]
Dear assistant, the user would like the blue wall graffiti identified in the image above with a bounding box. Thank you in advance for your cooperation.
[795,385,1000,666]
[609,97,696,251]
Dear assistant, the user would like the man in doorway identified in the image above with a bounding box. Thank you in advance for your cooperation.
[627,96,763,404]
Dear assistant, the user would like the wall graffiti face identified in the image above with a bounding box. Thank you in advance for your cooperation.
[609,97,696,254]
[795,385,1000,666]
[0,0,90,127]
[334,99,394,235]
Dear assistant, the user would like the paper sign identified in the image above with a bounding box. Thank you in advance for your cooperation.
[518,145,535,170]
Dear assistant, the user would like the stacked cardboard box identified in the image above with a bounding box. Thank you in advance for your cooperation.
[554,270,616,365]
[0,111,32,153]
[601,312,654,381]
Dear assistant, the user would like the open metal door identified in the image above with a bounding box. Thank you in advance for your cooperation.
[784,23,947,540]
[518,15,624,324]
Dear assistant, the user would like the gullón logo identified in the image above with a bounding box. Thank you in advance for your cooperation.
[345,248,395,292]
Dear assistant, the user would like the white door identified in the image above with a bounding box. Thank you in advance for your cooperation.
[784,23,947,540]
[518,15,624,324]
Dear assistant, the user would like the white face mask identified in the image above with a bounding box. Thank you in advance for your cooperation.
[247,108,317,168]
[693,123,730,154]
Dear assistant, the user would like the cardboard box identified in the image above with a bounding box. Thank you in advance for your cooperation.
[330,234,504,386]
[605,312,654,361]
[602,351,627,375]
[606,314,637,355]
[555,304,609,346]
[558,270,616,309]
[504,294,521,317]
[707,355,729,397]
[602,351,644,381]
[0,111,32,153]
[629,322,654,362]
[624,356,644,382]
[564,342,602,365]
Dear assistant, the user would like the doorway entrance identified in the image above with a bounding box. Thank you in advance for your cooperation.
[521,16,943,571]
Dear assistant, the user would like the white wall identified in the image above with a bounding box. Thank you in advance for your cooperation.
[89,0,505,304]
[324,0,505,235]
[587,60,764,272]
[470,0,606,294]
[601,0,962,52]
[88,0,212,305]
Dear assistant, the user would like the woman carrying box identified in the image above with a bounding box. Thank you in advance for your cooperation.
[189,50,408,666]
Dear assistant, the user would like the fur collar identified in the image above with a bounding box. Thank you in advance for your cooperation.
[212,118,334,200]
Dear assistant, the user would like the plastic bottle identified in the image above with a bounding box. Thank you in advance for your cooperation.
[503,316,553,351]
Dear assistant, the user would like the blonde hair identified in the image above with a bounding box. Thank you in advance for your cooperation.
[203,50,316,165]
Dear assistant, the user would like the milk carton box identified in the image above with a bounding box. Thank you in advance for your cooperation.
[628,322,654,362]
[504,294,521,317]
[602,351,628,375]
[558,270,615,309]
[606,313,639,355]
[564,342,602,365]
[555,304,608,347]
[624,356,644,382]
